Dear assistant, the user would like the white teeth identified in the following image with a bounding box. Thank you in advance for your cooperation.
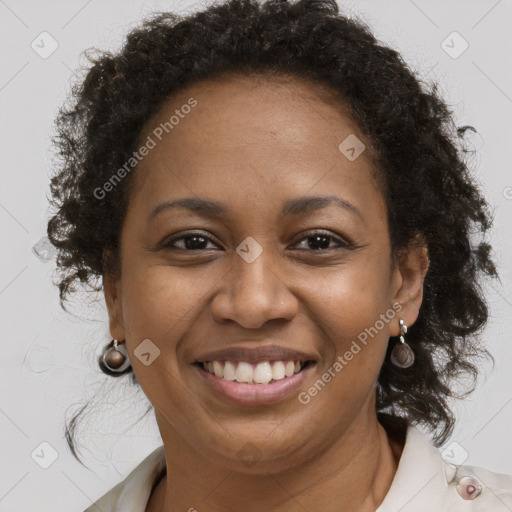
[213,360,223,378]
[223,361,236,381]
[236,362,254,383]
[271,361,286,380]
[285,361,295,377]
[253,362,273,384]
[201,359,307,384]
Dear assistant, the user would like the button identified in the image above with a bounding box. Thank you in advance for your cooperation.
[456,476,482,500]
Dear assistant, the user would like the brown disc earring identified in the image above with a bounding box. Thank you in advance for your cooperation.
[390,318,414,368]
[99,339,132,376]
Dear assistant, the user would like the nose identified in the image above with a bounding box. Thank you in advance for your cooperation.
[209,249,298,329]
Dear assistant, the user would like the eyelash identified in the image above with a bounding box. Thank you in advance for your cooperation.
[160,230,351,252]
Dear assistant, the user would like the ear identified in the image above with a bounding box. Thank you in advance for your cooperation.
[390,233,430,337]
[102,249,126,341]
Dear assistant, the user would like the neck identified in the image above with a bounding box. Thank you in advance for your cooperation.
[148,406,404,512]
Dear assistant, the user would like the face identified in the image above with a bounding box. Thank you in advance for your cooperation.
[104,73,428,473]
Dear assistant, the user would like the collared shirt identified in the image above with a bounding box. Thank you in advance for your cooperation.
[83,424,512,511]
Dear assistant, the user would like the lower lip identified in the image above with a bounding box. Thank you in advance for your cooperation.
[194,363,316,406]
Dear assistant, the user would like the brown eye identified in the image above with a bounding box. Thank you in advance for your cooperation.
[292,230,350,251]
[160,230,352,253]
[161,232,220,251]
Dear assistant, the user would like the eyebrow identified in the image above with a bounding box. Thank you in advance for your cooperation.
[148,195,364,221]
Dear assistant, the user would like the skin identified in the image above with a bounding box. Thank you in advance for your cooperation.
[104,72,429,512]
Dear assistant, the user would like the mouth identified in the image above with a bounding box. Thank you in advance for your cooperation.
[193,358,317,406]
[194,359,316,385]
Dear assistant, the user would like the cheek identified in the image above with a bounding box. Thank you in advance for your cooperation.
[305,250,393,330]
[120,262,212,339]
[304,296,391,424]
[303,253,393,381]
[118,262,210,411]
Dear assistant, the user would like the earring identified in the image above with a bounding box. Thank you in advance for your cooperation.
[99,339,132,376]
[390,318,414,368]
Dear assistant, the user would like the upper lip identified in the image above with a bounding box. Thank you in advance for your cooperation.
[194,345,318,364]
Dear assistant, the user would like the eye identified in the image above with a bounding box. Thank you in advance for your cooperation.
[292,230,350,251]
[160,229,350,252]
[161,232,220,251]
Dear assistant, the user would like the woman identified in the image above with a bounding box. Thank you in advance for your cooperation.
[46,0,512,510]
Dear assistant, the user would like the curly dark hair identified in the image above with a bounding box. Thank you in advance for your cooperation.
[47,0,499,464]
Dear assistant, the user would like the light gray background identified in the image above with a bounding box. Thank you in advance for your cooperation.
[1,0,511,510]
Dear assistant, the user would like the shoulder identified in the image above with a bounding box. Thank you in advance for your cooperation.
[377,422,512,511]
[82,445,166,512]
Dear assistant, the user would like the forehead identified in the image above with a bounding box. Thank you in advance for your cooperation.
[138,71,368,159]
[129,72,385,222]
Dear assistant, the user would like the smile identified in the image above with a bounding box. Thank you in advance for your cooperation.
[194,359,317,405]
[198,359,313,384]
